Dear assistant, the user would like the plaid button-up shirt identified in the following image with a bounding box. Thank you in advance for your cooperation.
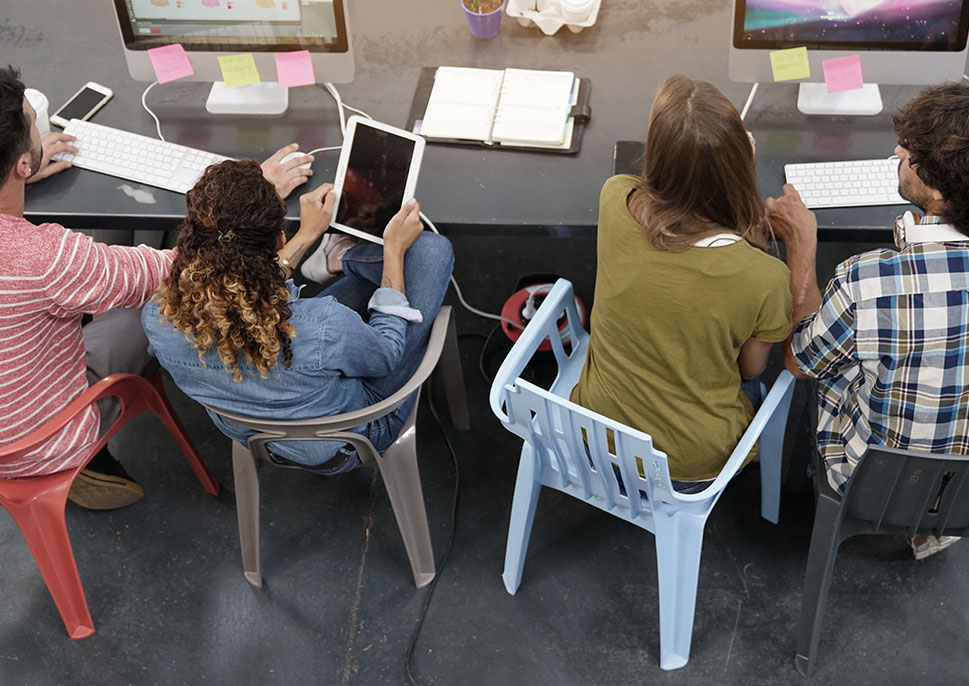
[792,220,969,492]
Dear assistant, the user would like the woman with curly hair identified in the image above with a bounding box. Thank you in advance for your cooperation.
[142,159,454,474]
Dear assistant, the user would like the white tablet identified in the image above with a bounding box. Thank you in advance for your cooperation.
[330,116,426,244]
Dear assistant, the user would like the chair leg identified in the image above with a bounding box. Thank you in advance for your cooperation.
[795,493,844,677]
[148,373,219,496]
[759,382,794,524]
[653,511,706,670]
[231,441,263,588]
[439,312,470,431]
[502,444,542,595]
[1,483,94,639]
[376,422,436,588]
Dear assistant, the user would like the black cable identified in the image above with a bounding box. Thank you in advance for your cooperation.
[404,386,461,686]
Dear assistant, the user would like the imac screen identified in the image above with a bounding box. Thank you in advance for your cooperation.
[736,0,969,49]
[335,126,416,239]
[116,0,348,52]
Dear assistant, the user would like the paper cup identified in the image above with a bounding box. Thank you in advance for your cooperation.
[559,0,593,22]
[25,88,50,134]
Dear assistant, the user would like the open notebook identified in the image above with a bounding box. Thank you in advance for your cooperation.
[418,67,579,150]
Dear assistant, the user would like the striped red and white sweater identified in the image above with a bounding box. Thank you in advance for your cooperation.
[0,214,172,477]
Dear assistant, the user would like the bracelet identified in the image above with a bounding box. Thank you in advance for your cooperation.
[279,255,293,270]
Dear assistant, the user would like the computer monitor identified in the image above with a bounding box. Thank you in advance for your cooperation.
[729,0,969,115]
[112,0,354,115]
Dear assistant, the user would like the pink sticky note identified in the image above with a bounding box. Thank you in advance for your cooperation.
[147,44,195,84]
[274,51,315,89]
[822,55,864,93]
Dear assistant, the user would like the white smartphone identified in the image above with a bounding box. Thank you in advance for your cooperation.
[330,116,426,245]
[50,82,114,129]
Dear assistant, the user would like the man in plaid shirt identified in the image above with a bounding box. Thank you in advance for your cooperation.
[768,83,969,559]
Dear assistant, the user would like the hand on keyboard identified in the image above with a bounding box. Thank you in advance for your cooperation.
[26,131,77,184]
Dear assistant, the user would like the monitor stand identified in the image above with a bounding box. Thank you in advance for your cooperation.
[797,83,883,116]
[205,82,289,116]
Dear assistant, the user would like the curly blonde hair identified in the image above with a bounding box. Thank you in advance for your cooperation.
[155,160,295,382]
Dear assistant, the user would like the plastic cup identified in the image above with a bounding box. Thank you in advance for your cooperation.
[463,0,506,39]
[25,88,50,134]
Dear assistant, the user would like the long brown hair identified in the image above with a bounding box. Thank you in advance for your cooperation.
[628,75,769,251]
[154,160,295,382]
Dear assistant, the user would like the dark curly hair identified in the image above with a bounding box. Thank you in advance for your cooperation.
[154,159,295,382]
[893,82,969,235]
[0,66,31,181]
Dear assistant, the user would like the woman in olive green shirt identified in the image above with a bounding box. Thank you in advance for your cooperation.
[571,75,792,489]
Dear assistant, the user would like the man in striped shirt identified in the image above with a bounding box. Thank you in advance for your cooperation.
[0,66,314,509]
[768,83,969,559]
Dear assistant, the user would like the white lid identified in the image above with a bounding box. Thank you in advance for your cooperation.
[559,0,594,9]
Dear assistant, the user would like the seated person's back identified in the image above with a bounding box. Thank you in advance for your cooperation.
[143,160,453,472]
[571,76,793,485]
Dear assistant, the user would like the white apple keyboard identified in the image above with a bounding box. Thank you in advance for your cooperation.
[784,158,908,209]
[53,119,231,194]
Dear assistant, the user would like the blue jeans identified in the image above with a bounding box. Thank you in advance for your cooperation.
[309,232,454,471]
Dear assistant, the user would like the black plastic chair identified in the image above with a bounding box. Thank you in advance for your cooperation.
[796,445,969,676]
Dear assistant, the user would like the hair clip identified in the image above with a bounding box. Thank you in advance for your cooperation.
[217,229,237,244]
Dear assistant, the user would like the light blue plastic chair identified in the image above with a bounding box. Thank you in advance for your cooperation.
[489,279,795,670]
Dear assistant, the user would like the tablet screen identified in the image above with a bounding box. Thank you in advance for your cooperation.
[335,124,417,238]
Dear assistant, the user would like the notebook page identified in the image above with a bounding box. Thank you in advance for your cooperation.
[498,78,580,151]
[419,67,505,142]
[491,68,576,146]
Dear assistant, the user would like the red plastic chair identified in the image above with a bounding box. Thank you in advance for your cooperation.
[0,372,219,639]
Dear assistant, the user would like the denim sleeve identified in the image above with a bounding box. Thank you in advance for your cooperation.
[321,300,408,377]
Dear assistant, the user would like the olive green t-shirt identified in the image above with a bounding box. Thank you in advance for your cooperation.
[570,175,793,481]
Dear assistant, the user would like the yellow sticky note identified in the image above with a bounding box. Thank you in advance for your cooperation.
[769,47,811,82]
[218,54,261,88]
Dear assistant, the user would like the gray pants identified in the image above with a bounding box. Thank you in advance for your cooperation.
[82,307,156,434]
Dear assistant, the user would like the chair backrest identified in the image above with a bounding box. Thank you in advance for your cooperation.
[505,378,704,520]
[841,445,969,538]
[491,280,722,520]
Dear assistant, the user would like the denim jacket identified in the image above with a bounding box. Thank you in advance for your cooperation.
[142,282,415,466]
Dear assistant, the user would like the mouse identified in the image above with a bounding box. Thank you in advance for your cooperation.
[280,150,313,170]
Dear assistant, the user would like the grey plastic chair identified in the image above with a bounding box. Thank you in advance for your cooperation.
[200,306,469,589]
[796,445,969,676]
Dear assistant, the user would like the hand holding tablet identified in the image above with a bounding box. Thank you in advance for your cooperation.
[330,116,426,244]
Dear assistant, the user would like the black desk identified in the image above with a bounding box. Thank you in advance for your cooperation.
[10,0,914,241]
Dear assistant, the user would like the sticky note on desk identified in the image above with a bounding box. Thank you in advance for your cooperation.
[822,54,864,93]
[769,47,811,82]
[218,54,261,88]
[147,44,194,84]
[274,51,315,88]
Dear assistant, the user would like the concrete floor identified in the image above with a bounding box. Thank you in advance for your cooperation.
[1,236,967,685]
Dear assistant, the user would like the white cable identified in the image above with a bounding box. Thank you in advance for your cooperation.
[963,74,969,82]
[305,146,342,155]
[342,104,374,120]
[141,80,165,141]
[323,82,347,136]
[420,211,523,330]
[740,82,759,122]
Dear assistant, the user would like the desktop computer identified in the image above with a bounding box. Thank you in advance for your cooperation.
[112,0,354,115]
[728,0,969,115]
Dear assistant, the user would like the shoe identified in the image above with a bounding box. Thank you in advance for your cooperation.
[68,450,144,510]
[300,233,358,285]
[908,535,960,560]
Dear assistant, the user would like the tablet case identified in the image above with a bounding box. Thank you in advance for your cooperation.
[406,66,592,155]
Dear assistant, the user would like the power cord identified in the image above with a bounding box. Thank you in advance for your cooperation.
[141,80,165,141]
[740,82,759,122]
[405,382,461,686]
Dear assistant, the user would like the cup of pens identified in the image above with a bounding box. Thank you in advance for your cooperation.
[462,0,507,39]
